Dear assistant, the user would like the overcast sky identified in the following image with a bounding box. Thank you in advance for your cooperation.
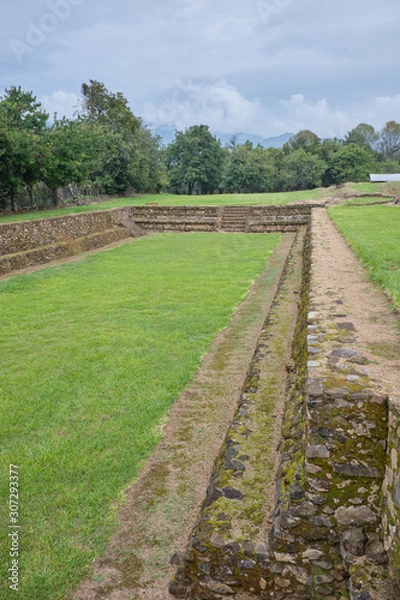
[1,0,399,139]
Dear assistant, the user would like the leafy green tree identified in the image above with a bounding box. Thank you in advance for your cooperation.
[326,144,376,184]
[42,119,100,206]
[221,143,277,193]
[79,80,165,195]
[128,127,167,193]
[79,80,142,135]
[0,87,49,210]
[345,123,378,150]
[0,86,48,132]
[280,149,326,191]
[378,121,400,161]
[167,125,224,194]
[284,130,321,154]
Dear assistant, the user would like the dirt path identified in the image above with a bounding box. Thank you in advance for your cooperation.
[68,234,296,600]
[311,208,400,399]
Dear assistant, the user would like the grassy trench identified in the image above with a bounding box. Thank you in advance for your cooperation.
[0,232,280,600]
[329,205,400,311]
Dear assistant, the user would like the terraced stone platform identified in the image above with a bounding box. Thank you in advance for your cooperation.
[3,203,400,599]
[0,205,314,277]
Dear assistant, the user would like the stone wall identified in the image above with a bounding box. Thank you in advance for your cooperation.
[170,227,311,599]
[0,205,314,276]
[128,205,221,232]
[170,212,400,599]
[383,399,400,583]
[0,208,131,255]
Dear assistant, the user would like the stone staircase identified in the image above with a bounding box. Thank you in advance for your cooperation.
[220,206,248,232]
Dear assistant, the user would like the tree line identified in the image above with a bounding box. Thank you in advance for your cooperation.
[1,81,400,211]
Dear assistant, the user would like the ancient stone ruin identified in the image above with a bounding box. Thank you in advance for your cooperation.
[1,204,399,599]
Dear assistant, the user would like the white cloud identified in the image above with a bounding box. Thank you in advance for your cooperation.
[40,90,80,121]
[143,81,284,135]
[143,82,400,139]
[279,95,353,138]
[372,95,400,128]
[279,94,400,138]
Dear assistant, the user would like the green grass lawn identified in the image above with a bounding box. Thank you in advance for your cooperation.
[349,181,400,196]
[344,196,393,206]
[0,189,321,224]
[0,232,280,600]
[329,205,400,310]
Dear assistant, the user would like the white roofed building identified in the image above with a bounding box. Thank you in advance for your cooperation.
[370,174,400,182]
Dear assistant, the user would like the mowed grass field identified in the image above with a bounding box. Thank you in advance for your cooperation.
[0,232,280,600]
[329,205,400,310]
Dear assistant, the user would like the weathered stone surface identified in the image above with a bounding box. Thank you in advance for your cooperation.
[275,577,292,588]
[306,444,330,459]
[314,573,335,584]
[223,542,241,556]
[290,484,305,500]
[274,552,297,564]
[285,565,309,585]
[302,548,324,561]
[205,580,233,594]
[237,559,257,570]
[334,463,381,479]
[353,591,372,600]
[288,501,317,518]
[365,535,388,565]
[341,528,367,557]
[335,506,377,526]
[325,386,350,398]
[330,349,360,359]
[221,487,244,500]
[307,378,324,397]
[337,322,356,331]
[170,551,185,566]
[209,532,225,548]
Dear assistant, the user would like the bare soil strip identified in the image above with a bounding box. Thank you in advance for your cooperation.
[69,234,296,600]
[312,208,400,399]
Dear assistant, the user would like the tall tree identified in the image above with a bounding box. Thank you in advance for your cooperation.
[41,118,100,206]
[378,121,400,161]
[79,80,165,194]
[284,130,321,154]
[326,144,376,184]
[0,88,48,210]
[79,80,141,135]
[167,125,224,194]
[345,123,378,150]
[221,143,277,193]
[280,149,326,191]
[0,86,48,132]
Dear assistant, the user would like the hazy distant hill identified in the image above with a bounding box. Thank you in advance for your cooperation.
[149,124,293,148]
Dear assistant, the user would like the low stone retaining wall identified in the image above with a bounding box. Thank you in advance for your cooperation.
[128,205,313,233]
[128,206,220,232]
[0,227,130,275]
[383,400,400,583]
[0,205,314,276]
[170,227,311,599]
[0,208,132,255]
[170,210,400,599]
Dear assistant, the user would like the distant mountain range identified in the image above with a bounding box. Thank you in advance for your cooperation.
[148,124,293,149]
